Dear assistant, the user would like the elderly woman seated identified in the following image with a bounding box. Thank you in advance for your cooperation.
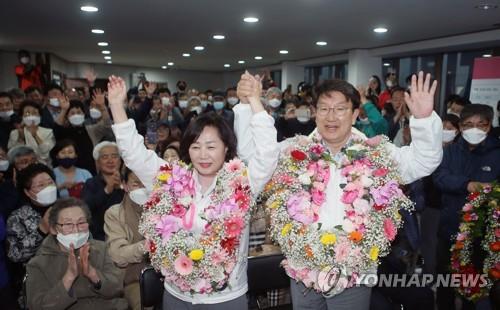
[26,197,128,310]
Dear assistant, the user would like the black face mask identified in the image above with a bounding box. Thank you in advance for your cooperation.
[58,157,78,169]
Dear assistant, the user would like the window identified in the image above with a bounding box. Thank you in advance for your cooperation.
[304,63,348,86]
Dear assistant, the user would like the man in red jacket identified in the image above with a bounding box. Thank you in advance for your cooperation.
[14,50,42,91]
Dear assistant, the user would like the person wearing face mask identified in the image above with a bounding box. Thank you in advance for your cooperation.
[26,197,128,310]
[184,96,203,125]
[264,87,283,120]
[199,92,211,111]
[226,87,240,108]
[377,72,398,110]
[0,146,20,221]
[50,139,92,199]
[445,95,466,118]
[354,87,388,138]
[104,167,148,310]
[40,83,67,128]
[433,104,500,310]
[212,90,235,129]
[276,101,315,141]
[441,114,460,145]
[0,92,20,149]
[14,50,43,91]
[6,163,57,265]
[54,93,112,175]
[157,88,184,128]
[8,100,55,166]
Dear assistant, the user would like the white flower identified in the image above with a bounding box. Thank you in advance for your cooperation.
[360,175,373,187]
[342,219,355,233]
[179,195,192,206]
[298,174,311,185]
[347,144,363,152]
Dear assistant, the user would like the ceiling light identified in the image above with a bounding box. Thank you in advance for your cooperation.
[107,61,112,64]
[167,62,174,66]
[279,50,289,54]
[101,50,111,54]
[224,64,231,68]
[316,41,327,46]
[383,63,391,67]
[97,42,108,46]
[104,56,111,60]
[91,29,104,34]
[161,65,167,69]
[182,53,191,57]
[81,6,98,12]
[213,34,225,40]
[243,17,259,23]
[254,56,263,60]
[475,4,498,10]
[238,60,245,64]
[194,46,205,51]
[373,27,388,33]
[483,54,492,57]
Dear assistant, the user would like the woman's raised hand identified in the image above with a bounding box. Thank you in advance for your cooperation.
[107,75,129,123]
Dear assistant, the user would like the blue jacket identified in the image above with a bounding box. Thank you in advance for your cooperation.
[433,135,500,240]
[0,214,8,288]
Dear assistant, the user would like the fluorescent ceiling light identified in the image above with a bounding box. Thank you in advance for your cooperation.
[213,34,225,40]
[97,42,108,46]
[316,41,327,46]
[81,6,98,12]
[91,29,104,34]
[243,17,259,23]
[373,27,388,33]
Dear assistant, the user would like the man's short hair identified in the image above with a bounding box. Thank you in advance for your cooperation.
[92,141,118,160]
[460,104,494,124]
[313,79,360,110]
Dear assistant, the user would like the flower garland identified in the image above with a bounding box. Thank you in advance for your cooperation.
[450,182,500,301]
[139,159,252,295]
[262,133,413,295]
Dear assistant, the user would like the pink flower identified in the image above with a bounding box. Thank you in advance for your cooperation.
[211,249,229,264]
[155,215,180,240]
[495,228,500,238]
[372,168,388,177]
[310,144,325,155]
[311,188,326,205]
[456,232,467,241]
[365,135,382,147]
[353,198,370,214]
[287,191,315,224]
[174,255,193,275]
[383,218,397,241]
[462,203,473,212]
[227,159,243,172]
[206,200,239,220]
[370,181,402,205]
[193,278,210,293]
[171,204,187,218]
[333,240,350,264]
[224,217,245,238]
[341,189,359,204]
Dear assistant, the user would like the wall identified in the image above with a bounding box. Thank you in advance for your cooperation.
[0,50,22,91]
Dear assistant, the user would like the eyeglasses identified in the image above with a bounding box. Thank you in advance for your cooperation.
[316,105,351,117]
[461,121,490,131]
[57,221,89,233]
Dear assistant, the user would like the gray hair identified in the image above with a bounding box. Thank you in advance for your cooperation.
[266,87,282,98]
[92,141,118,160]
[48,197,92,229]
[7,145,36,164]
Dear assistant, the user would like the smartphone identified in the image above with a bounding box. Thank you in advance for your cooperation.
[146,130,157,145]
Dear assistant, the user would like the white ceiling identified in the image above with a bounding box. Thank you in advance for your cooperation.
[1,0,499,71]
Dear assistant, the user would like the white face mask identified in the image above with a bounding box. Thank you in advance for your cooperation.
[68,114,85,126]
[49,98,60,107]
[446,108,460,117]
[34,185,57,206]
[208,96,213,101]
[0,160,9,171]
[201,100,209,108]
[386,80,394,88]
[89,108,102,119]
[0,110,14,120]
[296,109,311,123]
[213,101,225,110]
[178,100,188,109]
[129,188,149,205]
[227,97,239,106]
[161,97,171,107]
[20,57,30,64]
[23,115,40,126]
[57,231,89,250]
[462,128,487,145]
[267,98,281,108]
[442,129,457,143]
[358,117,370,125]
[190,106,202,115]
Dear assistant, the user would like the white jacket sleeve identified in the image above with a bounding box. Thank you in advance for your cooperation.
[387,111,443,184]
[112,119,166,191]
[233,104,280,197]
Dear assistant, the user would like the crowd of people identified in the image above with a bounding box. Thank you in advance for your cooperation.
[0,66,498,310]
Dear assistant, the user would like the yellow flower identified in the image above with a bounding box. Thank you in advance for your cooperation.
[242,168,248,177]
[189,249,204,261]
[269,200,281,209]
[157,172,171,182]
[162,257,170,267]
[281,223,292,236]
[369,246,379,261]
[320,233,337,245]
[394,210,401,221]
[289,165,298,172]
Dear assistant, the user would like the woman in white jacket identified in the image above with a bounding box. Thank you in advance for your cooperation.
[107,75,278,309]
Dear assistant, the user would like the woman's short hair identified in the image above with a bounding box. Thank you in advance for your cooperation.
[19,100,42,116]
[179,112,237,164]
[48,197,91,229]
[313,79,361,110]
[50,139,78,164]
[442,114,460,130]
[67,100,86,116]
[17,163,55,197]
